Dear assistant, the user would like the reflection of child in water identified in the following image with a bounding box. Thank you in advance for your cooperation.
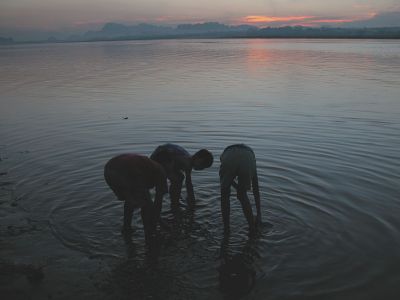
[218,253,256,296]
[104,154,168,236]
[218,235,257,297]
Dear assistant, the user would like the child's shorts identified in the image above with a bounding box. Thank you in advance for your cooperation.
[219,144,257,191]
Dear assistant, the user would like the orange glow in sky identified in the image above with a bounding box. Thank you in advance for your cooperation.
[240,14,378,26]
[243,16,313,23]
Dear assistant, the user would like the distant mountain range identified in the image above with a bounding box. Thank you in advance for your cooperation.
[82,22,258,40]
[0,37,14,44]
[70,22,400,42]
[1,20,400,44]
[76,22,400,41]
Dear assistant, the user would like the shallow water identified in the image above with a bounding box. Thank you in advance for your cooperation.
[1,39,400,299]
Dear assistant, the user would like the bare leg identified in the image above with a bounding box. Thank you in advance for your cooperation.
[185,170,195,207]
[237,187,255,235]
[141,200,154,242]
[153,191,163,231]
[221,186,231,235]
[123,200,135,232]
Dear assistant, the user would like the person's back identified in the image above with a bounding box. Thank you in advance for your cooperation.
[150,143,213,208]
[104,153,168,237]
[151,143,191,172]
[105,153,166,192]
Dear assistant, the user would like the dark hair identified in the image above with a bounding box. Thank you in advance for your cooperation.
[192,149,213,168]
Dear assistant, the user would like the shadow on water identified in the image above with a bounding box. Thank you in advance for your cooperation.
[101,231,184,299]
[99,197,277,300]
[101,238,174,299]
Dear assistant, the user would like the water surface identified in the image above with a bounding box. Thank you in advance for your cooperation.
[1,39,400,299]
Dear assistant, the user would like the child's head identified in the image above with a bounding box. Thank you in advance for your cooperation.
[192,149,213,170]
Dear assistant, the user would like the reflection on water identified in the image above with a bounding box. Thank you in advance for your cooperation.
[218,235,258,298]
[1,39,400,299]
[245,39,272,74]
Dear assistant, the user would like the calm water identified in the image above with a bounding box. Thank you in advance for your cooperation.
[1,39,400,299]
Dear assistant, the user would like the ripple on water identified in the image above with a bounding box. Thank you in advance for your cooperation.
[1,39,400,299]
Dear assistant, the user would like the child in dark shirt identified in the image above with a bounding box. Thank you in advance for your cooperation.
[151,143,213,208]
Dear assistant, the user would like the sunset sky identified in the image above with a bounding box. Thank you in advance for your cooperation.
[1,0,399,30]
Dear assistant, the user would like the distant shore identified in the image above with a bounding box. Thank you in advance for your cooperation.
[2,24,400,45]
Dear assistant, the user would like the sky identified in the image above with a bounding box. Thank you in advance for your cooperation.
[1,0,400,31]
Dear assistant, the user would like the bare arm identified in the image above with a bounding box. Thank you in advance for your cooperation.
[185,168,195,205]
[252,172,262,226]
[221,187,231,234]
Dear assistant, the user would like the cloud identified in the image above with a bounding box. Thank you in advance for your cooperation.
[239,15,362,27]
[344,11,400,27]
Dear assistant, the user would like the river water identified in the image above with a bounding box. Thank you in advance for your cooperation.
[1,39,400,299]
